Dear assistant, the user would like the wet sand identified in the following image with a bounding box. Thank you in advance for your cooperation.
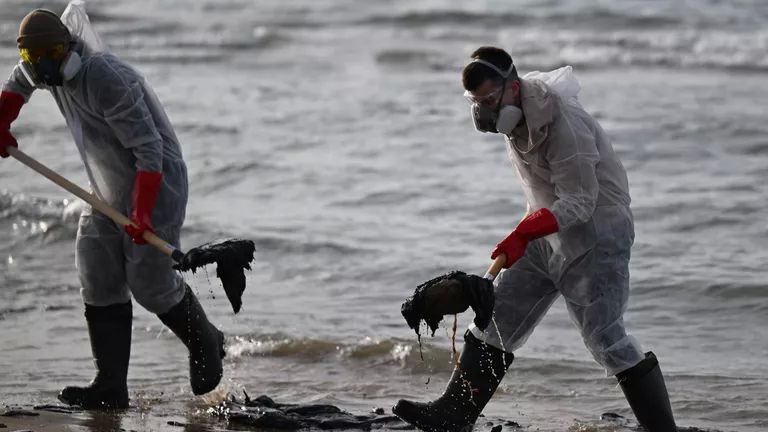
[2,409,66,432]
[1,406,213,432]
[1,403,725,432]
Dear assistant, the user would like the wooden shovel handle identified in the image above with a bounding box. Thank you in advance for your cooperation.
[8,146,180,258]
[484,253,506,281]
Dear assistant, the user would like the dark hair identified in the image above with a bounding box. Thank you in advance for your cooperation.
[462,46,518,91]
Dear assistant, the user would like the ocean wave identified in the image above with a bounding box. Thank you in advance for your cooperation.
[363,9,768,73]
[225,333,458,372]
[703,281,768,301]
[5,2,764,72]
[0,191,81,244]
[108,25,289,52]
[82,6,291,59]
[246,235,368,258]
[221,332,632,379]
[0,305,36,320]
[549,8,682,28]
[0,302,78,321]
[189,159,270,194]
[175,122,240,137]
[500,28,768,73]
[357,2,768,31]
[9,282,80,298]
[330,189,423,207]
[361,10,529,27]
[227,334,340,359]
[359,7,689,30]
[119,51,226,64]
[375,49,454,71]
[169,26,289,50]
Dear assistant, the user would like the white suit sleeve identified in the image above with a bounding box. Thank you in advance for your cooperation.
[91,58,163,172]
[3,63,36,101]
[545,110,600,229]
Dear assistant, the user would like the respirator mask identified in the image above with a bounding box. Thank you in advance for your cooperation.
[19,43,81,87]
[464,59,523,135]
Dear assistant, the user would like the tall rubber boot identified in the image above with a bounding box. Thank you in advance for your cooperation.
[393,331,514,432]
[617,352,677,432]
[158,285,225,395]
[58,301,132,409]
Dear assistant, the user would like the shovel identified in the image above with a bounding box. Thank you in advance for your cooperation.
[7,146,255,314]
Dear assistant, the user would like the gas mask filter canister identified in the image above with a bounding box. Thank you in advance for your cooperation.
[466,58,522,134]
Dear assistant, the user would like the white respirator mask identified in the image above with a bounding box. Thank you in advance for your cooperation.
[465,59,522,135]
[59,51,82,82]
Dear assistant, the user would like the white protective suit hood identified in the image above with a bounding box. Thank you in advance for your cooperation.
[509,66,582,155]
[61,0,107,54]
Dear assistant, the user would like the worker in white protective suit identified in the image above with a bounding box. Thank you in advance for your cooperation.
[0,5,225,409]
[393,46,676,431]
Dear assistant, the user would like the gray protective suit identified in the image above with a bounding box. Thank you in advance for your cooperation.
[3,39,188,314]
[469,67,645,376]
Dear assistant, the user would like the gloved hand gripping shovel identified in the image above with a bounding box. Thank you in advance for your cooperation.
[8,146,254,313]
[400,254,506,355]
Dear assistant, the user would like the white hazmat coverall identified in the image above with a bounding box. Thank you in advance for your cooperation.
[469,67,645,376]
[3,38,188,314]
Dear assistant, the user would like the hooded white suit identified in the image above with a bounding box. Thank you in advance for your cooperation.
[3,3,186,314]
[470,67,644,376]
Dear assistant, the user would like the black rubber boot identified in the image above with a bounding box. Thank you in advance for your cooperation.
[58,301,132,409]
[617,352,677,432]
[158,285,225,395]
[393,331,514,432]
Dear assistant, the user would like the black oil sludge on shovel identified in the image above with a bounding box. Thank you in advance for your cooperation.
[401,254,506,346]
[8,146,254,314]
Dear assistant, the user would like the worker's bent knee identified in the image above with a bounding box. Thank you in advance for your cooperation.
[129,276,185,315]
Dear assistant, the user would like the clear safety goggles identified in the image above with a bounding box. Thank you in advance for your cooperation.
[463,85,504,106]
[19,43,67,65]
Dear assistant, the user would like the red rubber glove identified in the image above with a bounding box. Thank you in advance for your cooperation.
[491,208,559,268]
[124,170,162,245]
[0,91,25,158]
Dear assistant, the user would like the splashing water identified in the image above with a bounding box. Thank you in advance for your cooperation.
[491,314,505,352]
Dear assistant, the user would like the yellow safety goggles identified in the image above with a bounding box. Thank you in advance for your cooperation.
[19,43,67,65]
